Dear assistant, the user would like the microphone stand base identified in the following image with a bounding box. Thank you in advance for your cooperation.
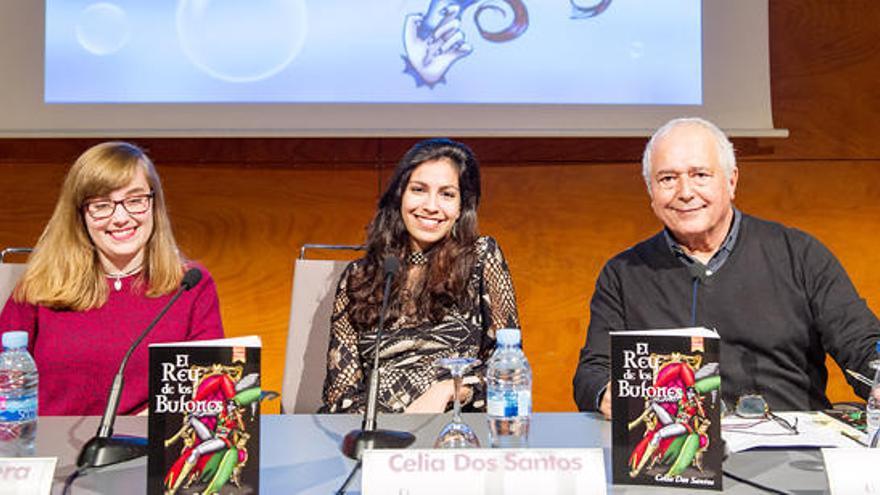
[342,429,416,460]
[76,435,148,469]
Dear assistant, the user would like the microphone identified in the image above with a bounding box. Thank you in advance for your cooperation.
[76,267,202,469]
[341,256,415,460]
[363,257,399,432]
[686,263,709,326]
[686,263,709,284]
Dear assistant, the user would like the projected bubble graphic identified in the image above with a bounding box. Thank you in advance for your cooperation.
[629,41,644,59]
[176,0,308,83]
[75,3,131,56]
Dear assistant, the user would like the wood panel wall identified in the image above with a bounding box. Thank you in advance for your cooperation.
[1,1,878,413]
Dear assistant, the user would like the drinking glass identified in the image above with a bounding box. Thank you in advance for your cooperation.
[433,357,481,448]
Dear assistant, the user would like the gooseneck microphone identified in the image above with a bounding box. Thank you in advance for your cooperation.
[363,257,399,433]
[76,268,202,470]
[341,256,416,460]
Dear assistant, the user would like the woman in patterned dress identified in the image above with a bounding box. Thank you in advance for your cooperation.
[320,138,519,414]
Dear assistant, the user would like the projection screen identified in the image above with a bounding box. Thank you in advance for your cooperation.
[0,0,786,137]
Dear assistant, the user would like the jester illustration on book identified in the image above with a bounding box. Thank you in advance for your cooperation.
[625,351,721,485]
[162,362,262,495]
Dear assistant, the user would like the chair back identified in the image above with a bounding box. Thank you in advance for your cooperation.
[0,264,26,309]
[0,248,31,309]
[281,245,362,413]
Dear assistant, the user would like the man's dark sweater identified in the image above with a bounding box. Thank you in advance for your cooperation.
[574,214,880,411]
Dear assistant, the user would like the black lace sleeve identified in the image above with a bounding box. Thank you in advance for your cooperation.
[469,236,520,410]
[480,237,520,337]
[318,263,367,413]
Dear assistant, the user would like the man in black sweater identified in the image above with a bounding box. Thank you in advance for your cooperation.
[573,117,880,416]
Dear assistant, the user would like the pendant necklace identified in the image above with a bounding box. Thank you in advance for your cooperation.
[105,264,144,291]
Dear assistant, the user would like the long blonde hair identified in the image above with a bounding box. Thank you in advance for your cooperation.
[14,142,184,310]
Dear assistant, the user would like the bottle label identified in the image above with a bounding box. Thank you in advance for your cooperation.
[0,394,37,422]
[867,406,880,444]
[487,389,531,418]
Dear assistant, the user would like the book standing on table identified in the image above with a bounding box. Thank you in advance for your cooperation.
[610,327,722,491]
[147,336,261,495]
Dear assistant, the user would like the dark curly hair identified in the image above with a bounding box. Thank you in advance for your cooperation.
[347,138,482,330]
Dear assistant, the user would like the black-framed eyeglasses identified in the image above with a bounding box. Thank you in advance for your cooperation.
[83,192,154,220]
[729,394,799,435]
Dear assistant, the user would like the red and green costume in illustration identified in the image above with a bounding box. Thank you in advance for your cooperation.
[163,363,261,495]
[627,353,720,478]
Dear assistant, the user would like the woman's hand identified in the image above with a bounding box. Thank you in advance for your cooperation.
[405,379,461,413]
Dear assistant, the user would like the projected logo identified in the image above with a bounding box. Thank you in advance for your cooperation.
[49,0,703,105]
[402,0,614,88]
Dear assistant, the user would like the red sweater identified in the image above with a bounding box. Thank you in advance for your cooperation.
[0,264,224,415]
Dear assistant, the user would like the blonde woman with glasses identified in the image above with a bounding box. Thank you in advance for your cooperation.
[0,142,223,415]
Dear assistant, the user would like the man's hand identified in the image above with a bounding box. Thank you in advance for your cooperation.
[600,381,612,419]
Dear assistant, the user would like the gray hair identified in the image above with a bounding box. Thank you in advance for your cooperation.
[641,117,737,194]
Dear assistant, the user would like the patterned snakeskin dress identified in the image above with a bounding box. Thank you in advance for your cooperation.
[319,236,519,413]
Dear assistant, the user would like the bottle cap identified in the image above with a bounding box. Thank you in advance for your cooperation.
[496,328,521,346]
[1,331,28,350]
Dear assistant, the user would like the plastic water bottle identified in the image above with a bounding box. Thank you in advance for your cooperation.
[0,331,38,457]
[486,328,531,448]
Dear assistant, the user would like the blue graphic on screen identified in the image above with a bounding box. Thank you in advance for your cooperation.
[45,0,701,104]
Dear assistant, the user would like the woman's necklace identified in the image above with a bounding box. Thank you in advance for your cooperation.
[406,251,428,266]
[104,264,144,291]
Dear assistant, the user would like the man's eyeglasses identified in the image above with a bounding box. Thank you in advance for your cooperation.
[83,192,154,220]
[728,394,799,435]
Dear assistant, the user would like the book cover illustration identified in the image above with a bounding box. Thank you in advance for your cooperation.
[148,339,261,495]
[610,328,722,490]
[822,406,866,432]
